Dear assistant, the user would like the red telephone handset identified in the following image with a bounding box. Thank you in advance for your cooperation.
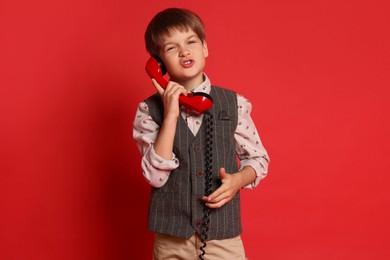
[145,56,213,114]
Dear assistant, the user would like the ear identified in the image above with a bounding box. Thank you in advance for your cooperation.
[203,40,209,58]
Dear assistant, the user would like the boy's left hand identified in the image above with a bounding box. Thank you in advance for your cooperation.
[202,167,242,209]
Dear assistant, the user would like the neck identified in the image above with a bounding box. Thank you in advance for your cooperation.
[173,73,205,92]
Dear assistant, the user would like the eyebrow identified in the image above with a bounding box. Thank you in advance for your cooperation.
[162,34,199,47]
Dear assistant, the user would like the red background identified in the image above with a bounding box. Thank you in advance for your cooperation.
[1,0,389,259]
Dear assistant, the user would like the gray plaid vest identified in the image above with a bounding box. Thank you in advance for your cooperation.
[145,86,241,240]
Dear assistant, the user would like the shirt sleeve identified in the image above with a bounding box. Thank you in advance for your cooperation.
[235,94,270,189]
[133,101,179,188]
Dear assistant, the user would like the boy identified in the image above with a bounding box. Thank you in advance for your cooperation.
[133,8,270,260]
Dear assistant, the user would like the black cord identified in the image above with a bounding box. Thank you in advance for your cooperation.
[199,111,213,260]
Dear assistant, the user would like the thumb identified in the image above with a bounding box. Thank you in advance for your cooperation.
[151,78,165,95]
[219,167,228,180]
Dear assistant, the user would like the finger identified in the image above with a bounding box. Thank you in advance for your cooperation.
[203,187,229,203]
[204,190,234,209]
[151,78,165,95]
[166,82,187,96]
[162,86,185,107]
[205,168,231,201]
[170,85,187,98]
[205,198,229,209]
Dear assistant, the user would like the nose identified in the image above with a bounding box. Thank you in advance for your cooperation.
[179,47,190,57]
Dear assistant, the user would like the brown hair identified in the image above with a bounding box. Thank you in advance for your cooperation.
[144,8,206,56]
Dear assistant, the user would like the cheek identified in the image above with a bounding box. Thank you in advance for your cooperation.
[159,55,175,69]
[162,59,179,75]
[165,60,177,70]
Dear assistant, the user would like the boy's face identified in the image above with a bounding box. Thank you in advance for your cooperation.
[158,28,208,90]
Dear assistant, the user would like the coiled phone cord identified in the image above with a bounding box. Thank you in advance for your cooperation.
[199,111,214,260]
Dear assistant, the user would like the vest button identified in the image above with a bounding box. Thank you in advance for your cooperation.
[194,145,201,152]
[196,170,204,177]
[195,220,202,227]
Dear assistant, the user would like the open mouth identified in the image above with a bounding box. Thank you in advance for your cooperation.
[181,59,194,68]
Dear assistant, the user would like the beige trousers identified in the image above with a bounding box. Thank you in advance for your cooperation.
[153,233,247,260]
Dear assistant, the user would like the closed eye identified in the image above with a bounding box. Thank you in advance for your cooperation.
[187,39,198,45]
[165,45,176,52]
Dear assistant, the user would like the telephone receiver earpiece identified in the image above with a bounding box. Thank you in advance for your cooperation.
[145,56,213,115]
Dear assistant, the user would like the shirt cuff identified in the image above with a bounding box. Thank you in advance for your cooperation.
[147,145,180,170]
[141,146,180,188]
[239,160,268,190]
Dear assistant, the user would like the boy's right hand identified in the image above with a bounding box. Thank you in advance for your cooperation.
[152,79,187,119]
